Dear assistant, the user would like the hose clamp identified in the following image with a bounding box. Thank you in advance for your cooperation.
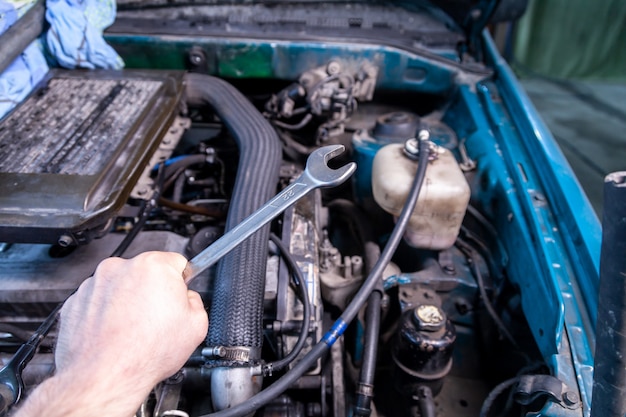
[202,346,261,363]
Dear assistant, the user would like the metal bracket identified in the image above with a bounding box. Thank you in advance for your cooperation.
[130,116,191,199]
[513,375,581,410]
[458,138,476,171]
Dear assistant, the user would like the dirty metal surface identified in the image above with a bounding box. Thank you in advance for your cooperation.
[0,70,184,244]
[0,78,161,175]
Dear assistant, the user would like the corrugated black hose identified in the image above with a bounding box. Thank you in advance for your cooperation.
[184,73,282,359]
[198,136,431,417]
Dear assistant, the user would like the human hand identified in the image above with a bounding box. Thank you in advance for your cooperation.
[14,251,208,417]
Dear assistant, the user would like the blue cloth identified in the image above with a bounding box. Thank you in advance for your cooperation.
[45,0,123,70]
[0,0,124,119]
[0,0,49,119]
[0,0,17,32]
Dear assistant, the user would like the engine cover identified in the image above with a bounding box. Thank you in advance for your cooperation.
[0,70,184,244]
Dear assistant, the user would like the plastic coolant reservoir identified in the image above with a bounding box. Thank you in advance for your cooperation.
[372,142,470,250]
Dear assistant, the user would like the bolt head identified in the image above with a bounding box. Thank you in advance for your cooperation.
[57,234,74,247]
[443,264,456,274]
[327,61,341,75]
[563,391,579,406]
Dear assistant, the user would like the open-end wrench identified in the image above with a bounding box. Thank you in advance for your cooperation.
[0,145,354,415]
[183,144,356,286]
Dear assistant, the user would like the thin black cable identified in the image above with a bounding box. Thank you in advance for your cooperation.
[275,129,317,157]
[270,114,313,131]
[338,137,429,324]
[466,205,499,241]
[479,376,523,417]
[459,225,503,284]
[264,233,311,374]
[109,199,149,258]
[473,260,518,349]
[455,239,519,350]
[198,136,431,417]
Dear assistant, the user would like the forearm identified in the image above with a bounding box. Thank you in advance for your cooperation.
[12,369,150,417]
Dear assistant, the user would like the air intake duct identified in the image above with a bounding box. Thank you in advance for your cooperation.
[184,73,282,410]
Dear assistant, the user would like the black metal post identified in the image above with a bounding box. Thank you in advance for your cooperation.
[591,171,626,417]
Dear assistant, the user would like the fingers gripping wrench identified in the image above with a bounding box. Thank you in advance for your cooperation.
[183,144,356,285]
[0,145,354,415]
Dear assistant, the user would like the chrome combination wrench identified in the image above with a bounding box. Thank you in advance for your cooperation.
[0,144,355,414]
[183,144,356,285]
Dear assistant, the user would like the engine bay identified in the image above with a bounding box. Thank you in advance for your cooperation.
[0,8,594,415]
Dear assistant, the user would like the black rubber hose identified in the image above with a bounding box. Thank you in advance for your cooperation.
[197,136,431,417]
[264,234,311,374]
[454,238,519,349]
[592,171,626,417]
[354,290,382,416]
[172,169,187,203]
[327,198,377,247]
[184,73,282,356]
[326,200,382,416]
[470,254,518,349]
[163,155,207,183]
[416,386,436,417]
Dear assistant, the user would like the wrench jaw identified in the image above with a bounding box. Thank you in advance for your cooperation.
[305,145,357,188]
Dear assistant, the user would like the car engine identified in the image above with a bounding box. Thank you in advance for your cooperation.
[0,4,587,414]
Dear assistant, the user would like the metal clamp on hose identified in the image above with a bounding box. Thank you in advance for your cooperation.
[202,347,262,363]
